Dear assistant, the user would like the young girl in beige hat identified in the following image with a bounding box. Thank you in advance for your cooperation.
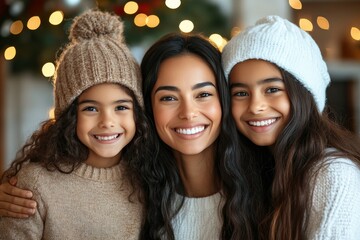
[0,9,152,239]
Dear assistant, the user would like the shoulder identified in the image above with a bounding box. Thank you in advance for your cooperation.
[310,155,360,214]
[307,155,360,239]
[315,157,360,186]
[16,162,53,191]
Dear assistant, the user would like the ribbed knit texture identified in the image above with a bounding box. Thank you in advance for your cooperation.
[306,156,360,239]
[54,10,143,118]
[222,15,330,112]
[0,162,142,240]
[170,192,223,240]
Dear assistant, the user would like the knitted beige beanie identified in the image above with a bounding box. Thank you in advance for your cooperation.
[53,9,143,118]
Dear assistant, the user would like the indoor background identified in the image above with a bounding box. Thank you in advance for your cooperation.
[1,0,360,173]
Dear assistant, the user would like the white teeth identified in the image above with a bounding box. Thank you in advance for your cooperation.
[95,134,119,141]
[176,126,205,135]
[248,118,276,127]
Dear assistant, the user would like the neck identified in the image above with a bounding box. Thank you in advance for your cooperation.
[174,144,220,197]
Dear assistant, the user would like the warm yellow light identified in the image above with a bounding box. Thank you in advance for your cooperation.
[10,20,23,35]
[209,34,223,48]
[317,16,329,30]
[42,62,55,77]
[350,27,360,41]
[299,18,313,32]
[289,0,302,10]
[48,107,55,119]
[49,11,64,25]
[134,13,147,27]
[27,16,41,30]
[4,46,16,60]
[220,38,228,52]
[179,20,194,33]
[231,26,241,37]
[165,0,181,9]
[146,15,160,28]
[124,1,138,15]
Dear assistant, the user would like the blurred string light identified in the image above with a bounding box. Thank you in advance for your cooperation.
[179,20,194,33]
[27,16,41,30]
[9,1,25,16]
[10,20,23,35]
[42,62,55,77]
[124,1,139,15]
[134,13,147,27]
[49,11,64,25]
[1,20,12,37]
[134,13,160,28]
[289,0,302,10]
[299,18,313,31]
[48,107,55,119]
[317,16,329,30]
[231,26,241,37]
[209,33,227,51]
[4,46,16,60]
[165,0,181,9]
[64,0,81,7]
[351,27,360,41]
[146,15,160,28]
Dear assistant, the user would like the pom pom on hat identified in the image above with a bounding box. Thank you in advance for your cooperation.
[53,9,143,118]
[222,15,331,112]
[69,10,124,42]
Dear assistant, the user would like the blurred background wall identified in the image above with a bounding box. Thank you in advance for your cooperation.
[1,0,360,173]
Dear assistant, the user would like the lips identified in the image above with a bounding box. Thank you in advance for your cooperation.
[175,126,206,135]
[248,118,277,127]
[93,134,120,141]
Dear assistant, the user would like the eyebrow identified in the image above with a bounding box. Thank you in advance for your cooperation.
[78,99,133,105]
[230,77,283,89]
[154,81,216,94]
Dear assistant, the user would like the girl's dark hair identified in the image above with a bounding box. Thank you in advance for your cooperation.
[242,69,360,240]
[1,85,152,200]
[139,32,255,239]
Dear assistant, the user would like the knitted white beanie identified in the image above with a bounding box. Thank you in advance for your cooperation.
[222,15,330,112]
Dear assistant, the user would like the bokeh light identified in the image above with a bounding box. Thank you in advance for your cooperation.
[4,46,16,60]
[179,20,194,33]
[49,11,64,25]
[27,16,41,30]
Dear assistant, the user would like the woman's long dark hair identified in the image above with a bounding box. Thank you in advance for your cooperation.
[139,32,255,239]
[1,85,152,200]
[240,69,360,240]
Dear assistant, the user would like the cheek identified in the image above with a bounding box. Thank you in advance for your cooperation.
[231,101,244,120]
[125,115,136,136]
[152,105,169,132]
[276,96,291,120]
[206,101,222,124]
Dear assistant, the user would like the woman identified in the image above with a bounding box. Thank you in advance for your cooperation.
[139,33,254,239]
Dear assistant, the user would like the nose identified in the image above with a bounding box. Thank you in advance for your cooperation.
[98,111,115,128]
[249,94,267,114]
[178,99,198,120]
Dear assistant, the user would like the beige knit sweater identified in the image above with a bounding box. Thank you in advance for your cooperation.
[0,161,142,240]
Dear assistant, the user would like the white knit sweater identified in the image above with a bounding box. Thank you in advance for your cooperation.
[307,157,360,239]
[171,192,223,240]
